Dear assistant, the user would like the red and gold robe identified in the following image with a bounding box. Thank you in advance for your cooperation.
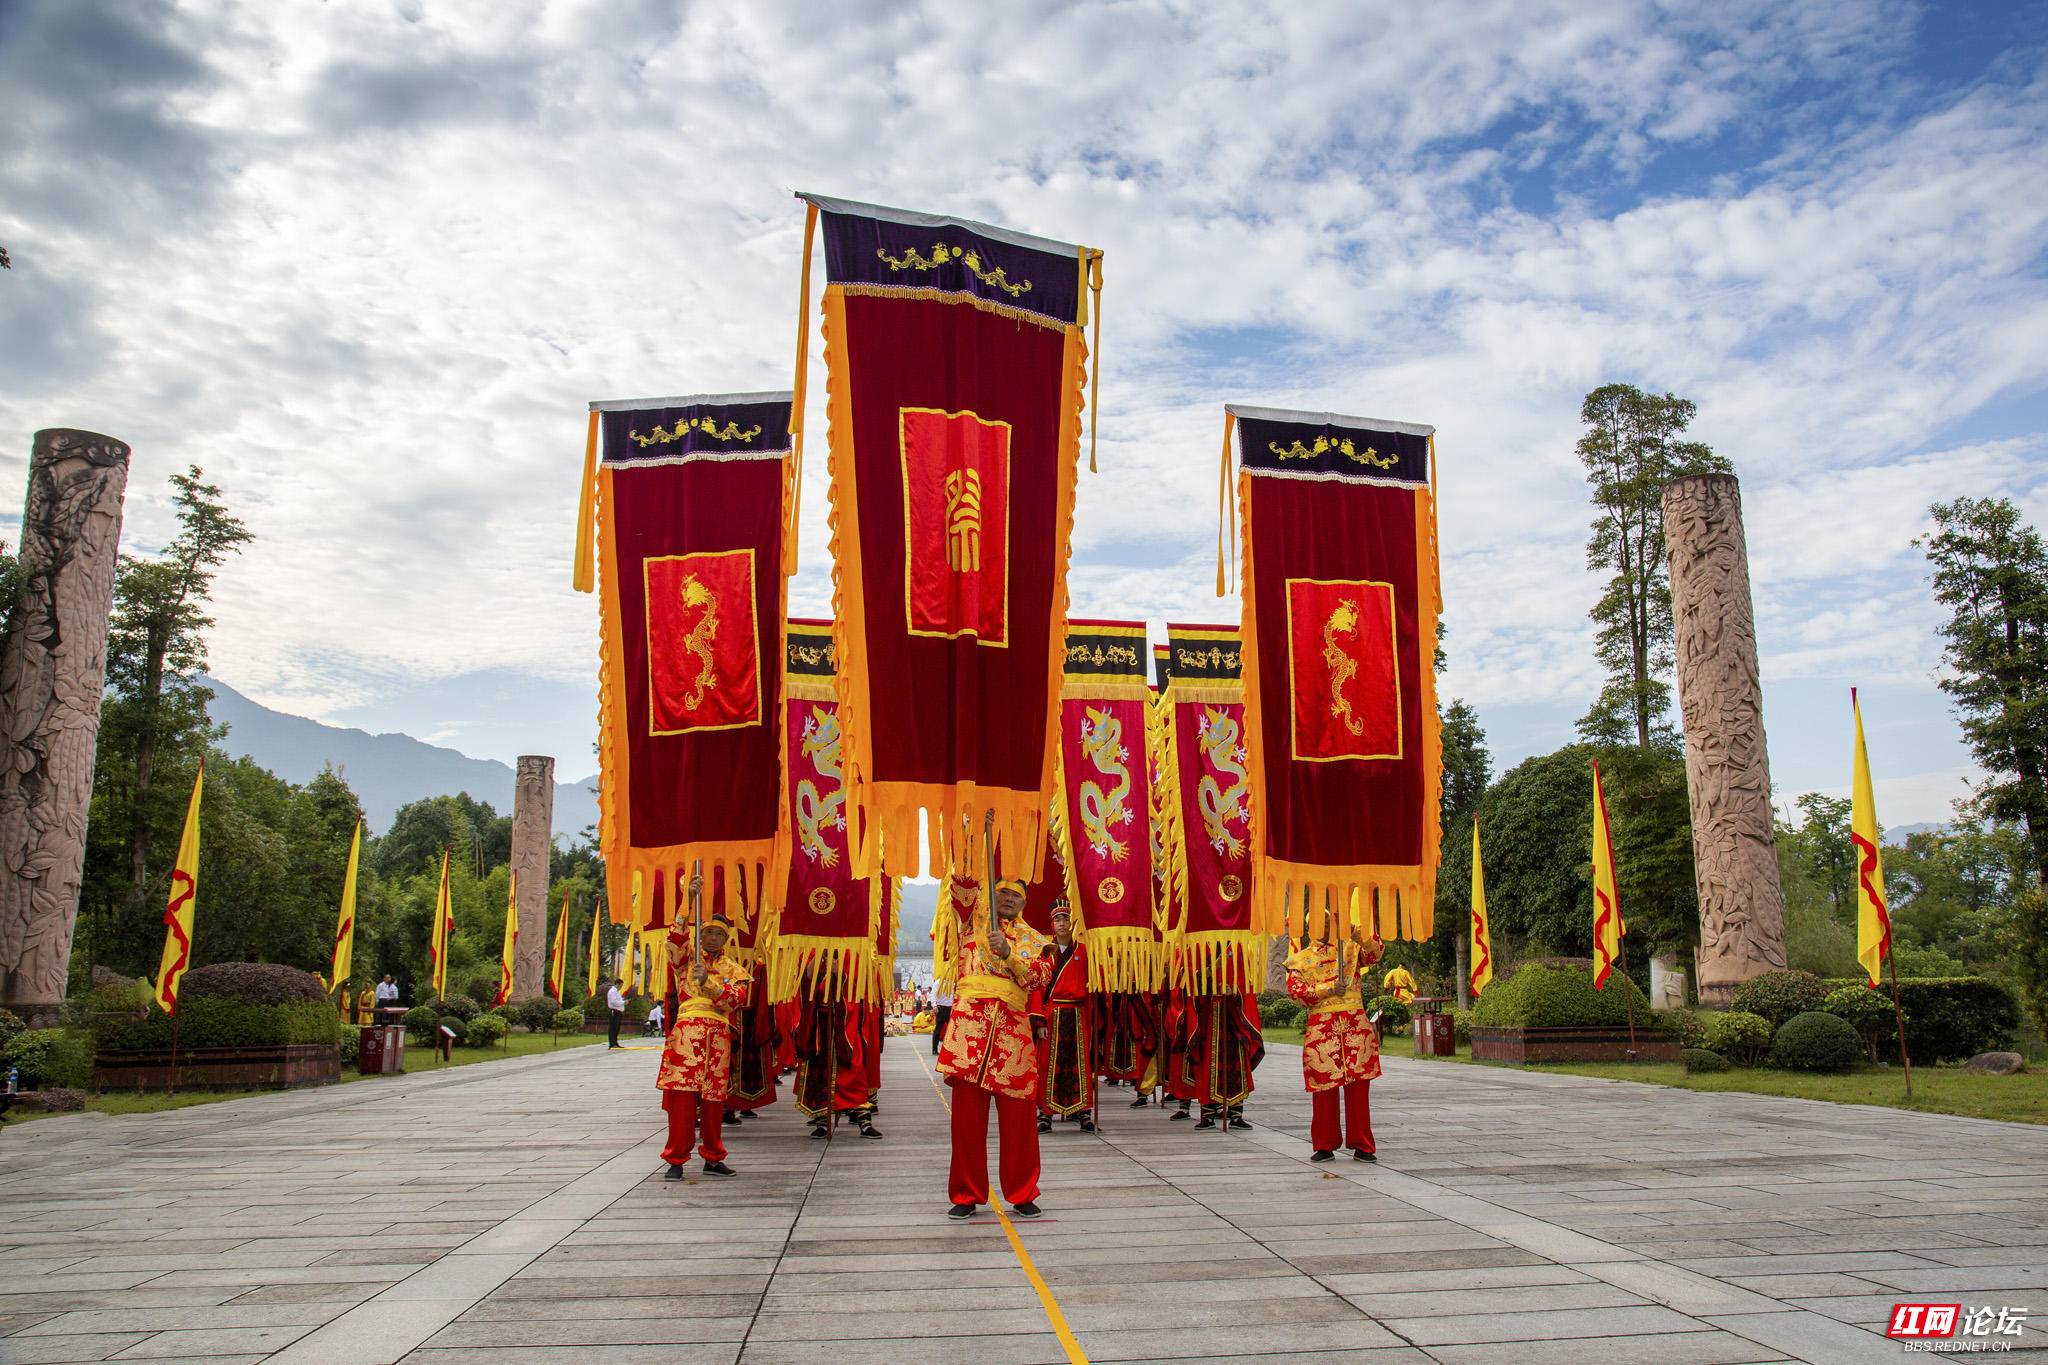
[936,899,1052,1102]
[1286,936,1385,1092]
[1176,991,1263,1106]
[655,943,750,1103]
[1036,940,1092,1116]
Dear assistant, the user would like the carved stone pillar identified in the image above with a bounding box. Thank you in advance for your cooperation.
[1664,473,1788,1006]
[0,430,132,1024]
[510,755,554,999]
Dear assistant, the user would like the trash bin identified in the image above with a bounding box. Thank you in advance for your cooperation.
[358,1025,405,1074]
[1411,995,1455,1056]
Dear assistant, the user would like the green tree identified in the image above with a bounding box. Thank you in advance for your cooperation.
[1439,699,1490,827]
[1575,384,1731,749]
[1781,793,1855,921]
[1919,497,2048,891]
[104,467,252,911]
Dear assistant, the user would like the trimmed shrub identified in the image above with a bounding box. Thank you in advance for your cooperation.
[1769,1011,1863,1073]
[1367,995,1411,1033]
[439,1015,468,1043]
[177,963,327,1006]
[1821,985,1901,1061]
[1728,970,1829,1027]
[1449,1007,1473,1046]
[1656,1008,1706,1049]
[512,997,559,1033]
[1470,963,1652,1029]
[3,1028,93,1088]
[93,998,340,1052]
[1818,976,2019,1063]
[1682,1047,1731,1074]
[1702,1010,1773,1065]
[624,995,651,1023]
[465,1014,509,1048]
[1894,943,1966,978]
[1261,998,1304,1031]
[457,972,501,1008]
[0,1007,25,1051]
[401,1004,441,1040]
[551,1008,585,1035]
[436,994,481,1022]
[338,1024,362,1070]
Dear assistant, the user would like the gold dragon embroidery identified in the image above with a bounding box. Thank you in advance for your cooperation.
[875,242,1032,297]
[1267,435,1400,469]
[630,416,763,447]
[677,575,719,711]
[1077,705,1135,863]
[795,705,846,867]
[1196,706,1251,858]
[1324,598,1365,736]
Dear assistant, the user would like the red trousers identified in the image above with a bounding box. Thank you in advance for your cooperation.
[948,1079,1040,1207]
[1310,1079,1374,1154]
[662,1090,726,1164]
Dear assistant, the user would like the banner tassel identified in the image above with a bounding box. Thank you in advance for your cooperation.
[1216,411,1237,597]
[572,410,600,593]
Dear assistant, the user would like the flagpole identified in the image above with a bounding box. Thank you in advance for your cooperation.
[167,1008,180,1099]
[1619,926,1637,1058]
[1886,940,1914,1097]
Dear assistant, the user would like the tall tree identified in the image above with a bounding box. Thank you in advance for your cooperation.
[1575,384,1731,748]
[1439,699,1491,827]
[1782,793,1856,921]
[1920,497,2048,891]
[105,467,252,910]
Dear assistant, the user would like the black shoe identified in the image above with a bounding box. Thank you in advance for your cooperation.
[738,1110,758,1119]
[1311,1149,1334,1163]
[809,1123,828,1139]
[1037,1117,1052,1132]
[725,1112,742,1126]
[1230,1116,1252,1130]
[948,1203,977,1220]
[1011,1201,1042,1217]
[701,1160,736,1177]
[859,1121,884,1139]
[608,1044,622,1050]
[664,1163,686,1179]
[1078,1116,1096,1133]
[1354,1149,1377,1163]
[1193,1116,1216,1130]
[1129,1096,1150,1108]
[1169,1107,1191,1121]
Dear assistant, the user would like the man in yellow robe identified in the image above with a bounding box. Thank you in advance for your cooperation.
[657,896,749,1179]
[1287,927,1385,1162]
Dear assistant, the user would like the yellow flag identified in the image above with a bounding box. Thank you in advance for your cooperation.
[549,888,571,1002]
[495,872,519,1006]
[1591,760,1624,989]
[324,818,363,993]
[586,895,603,997]
[151,764,204,1015]
[1852,689,1893,988]
[429,848,455,1000]
[1469,817,1494,999]
[623,921,641,993]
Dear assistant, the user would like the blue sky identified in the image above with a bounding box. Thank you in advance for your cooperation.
[3,0,2046,830]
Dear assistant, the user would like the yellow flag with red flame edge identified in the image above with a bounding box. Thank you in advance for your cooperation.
[151,764,204,1015]
[495,872,519,1007]
[323,818,362,993]
[1469,817,1494,999]
[1852,690,1892,988]
[585,895,603,997]
[548,888,571,1002]
[429,849,455,1000]
[1591,760,1624,989]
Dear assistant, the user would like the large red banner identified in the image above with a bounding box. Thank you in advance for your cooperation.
[1161,624,1261,993]
[579,393,793,928]
[802,193,1099,885]
[1230,406,1442,941]
[1055,620,1160,991]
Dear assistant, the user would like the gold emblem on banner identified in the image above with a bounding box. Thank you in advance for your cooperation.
[1267,435,1399,469]
[808,887,837,916]
[629,416,762,447]
[1097,876,1126,906]
[944,469,982,571]
[1324,599,1366,736]
[875,242,1033,297]
[1218,875,1245,904]
[677,575,720,712]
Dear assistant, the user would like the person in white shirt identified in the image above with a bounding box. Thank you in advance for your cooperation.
[606,980,627,1049]
[646,1000,665,1036]
[374,976,399,1021]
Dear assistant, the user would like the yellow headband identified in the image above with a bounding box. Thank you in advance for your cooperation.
[995,877,1028,894]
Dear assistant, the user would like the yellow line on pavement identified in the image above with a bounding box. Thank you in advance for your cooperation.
[914,1044,1089,1365]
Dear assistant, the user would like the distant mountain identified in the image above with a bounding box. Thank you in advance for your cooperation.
[204,677,599,839]
[898,880,937,958]
[1885,822,1944,844]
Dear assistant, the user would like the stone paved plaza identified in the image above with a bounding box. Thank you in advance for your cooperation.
[2,1038,2044,1364]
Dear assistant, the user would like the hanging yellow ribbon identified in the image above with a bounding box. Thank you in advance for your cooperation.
[571,409,600,593]
[786,201,818,576]
[1215,409,1237,597]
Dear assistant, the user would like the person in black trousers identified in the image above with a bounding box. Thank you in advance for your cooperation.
[931,986,952,1056]
[606,978,627,1049]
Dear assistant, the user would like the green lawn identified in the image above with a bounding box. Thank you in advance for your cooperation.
[1373,1037,2048,1126]
[5,1031,601,1126]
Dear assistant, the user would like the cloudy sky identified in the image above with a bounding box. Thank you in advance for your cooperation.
[4,0,2045,829]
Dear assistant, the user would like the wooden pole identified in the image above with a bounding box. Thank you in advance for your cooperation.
[1886,947,1914,1097]
[167,1008,180,1098]
[1619,930,1638,1058]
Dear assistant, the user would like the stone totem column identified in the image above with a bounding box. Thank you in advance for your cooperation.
[1664,473,1788,1006]
[510,755,554,998]
[0,430,132,1024]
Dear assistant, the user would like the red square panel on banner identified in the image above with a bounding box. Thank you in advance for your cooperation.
[643,548,761,735]
[899,406,1011,647]
[1286,577,1401,761]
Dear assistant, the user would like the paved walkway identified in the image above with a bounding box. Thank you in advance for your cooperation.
[1,1038,2043,1364]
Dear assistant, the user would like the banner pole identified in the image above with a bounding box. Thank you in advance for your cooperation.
[1886,947,1914,1097]
[1620,931,1637,1057]
[167,1008,180,1099]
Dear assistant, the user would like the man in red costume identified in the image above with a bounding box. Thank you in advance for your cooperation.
[1036,904,1095,1133]
[657,896,748,1179]
[936,875,1052,1219]
[1184,972,1263,1129]
[1286,926,1385,1162]
[796,998,884,1140]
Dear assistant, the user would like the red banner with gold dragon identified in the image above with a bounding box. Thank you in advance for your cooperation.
[795,192,1101,885]
[768,619,897,1004]
[1160,623,1262,993]
[1054,620,1161,992]
[571,392,793,930]
[1225,405,1442,941]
